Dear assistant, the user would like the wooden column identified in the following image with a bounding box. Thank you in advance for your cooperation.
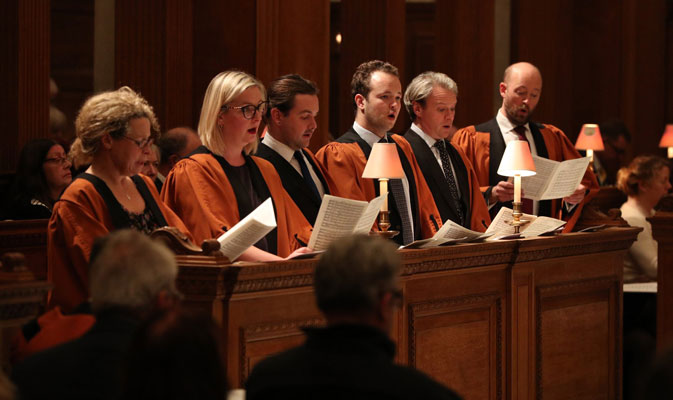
[115,0,193,131]
[0,0,50,174]
[256,0,331,151]
[435,0,496,129]
[336,0,406,137]
[650,211,673,350]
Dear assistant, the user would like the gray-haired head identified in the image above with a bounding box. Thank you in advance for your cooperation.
[314,234,401,317]
[89,230,181,313]
[404,71,458,121]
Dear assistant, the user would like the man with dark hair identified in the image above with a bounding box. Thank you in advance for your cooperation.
[595,119,632,186]
[156,126,202,182]
[13,230,181,400]
[316,60,441,245]
[256,74,332,225]
[246,234,462,400]
[403,71,490,231]
[452,62,598,231]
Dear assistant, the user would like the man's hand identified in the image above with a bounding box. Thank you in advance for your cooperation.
[563,183,586,205]
[490,181,515,203]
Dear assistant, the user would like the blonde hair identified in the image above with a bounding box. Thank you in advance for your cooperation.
[404,71,458,121]
[617,155,669,196]
[198,70,266,156]
[70,86,160,167]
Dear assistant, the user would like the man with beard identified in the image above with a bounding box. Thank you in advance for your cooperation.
[316,60,441,245]
[452,62,598,230]
[256,74,332,225]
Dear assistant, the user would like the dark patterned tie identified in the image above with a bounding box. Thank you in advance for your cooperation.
[294,150,321,202]
[434,140,464,226]
[513,126,534,214]
[380,136,413,244]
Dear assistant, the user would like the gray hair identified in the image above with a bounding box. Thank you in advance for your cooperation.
[314,234,401,315]
[403,71,458,121]
[89,230,180,313]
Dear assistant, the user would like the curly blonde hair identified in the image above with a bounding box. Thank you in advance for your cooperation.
[70,86,160,167]
[616,155,669,196]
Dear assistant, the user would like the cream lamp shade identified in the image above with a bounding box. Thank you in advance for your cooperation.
[659,124,673,158]
[575,123,605,151]
[362,143,405,179]
[497,140,537,177]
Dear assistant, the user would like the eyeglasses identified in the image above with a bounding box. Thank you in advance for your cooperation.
[121,135,154,149]
[44,156,70,166]
[220,101,268,120]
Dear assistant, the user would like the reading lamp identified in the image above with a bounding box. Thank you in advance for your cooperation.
[497,140,537,234]
[362,142,405,239]
[575,123,604,165]
[658,124,673,159]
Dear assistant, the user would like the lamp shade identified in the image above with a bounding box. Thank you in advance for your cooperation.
[575,123,604,151]
[497,140,536,177]
[659,124,673,147]
[362,142,405,179]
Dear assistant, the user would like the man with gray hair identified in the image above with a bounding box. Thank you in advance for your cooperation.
[404,72,490,231]
[13,230,181,400]
[246,234,461,399]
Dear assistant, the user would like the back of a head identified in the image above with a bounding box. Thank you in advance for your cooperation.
[314,234,400,317]
[123,307,227,400]
[89,229,179,313]
[158,127,197,161]
[616,155,669,197]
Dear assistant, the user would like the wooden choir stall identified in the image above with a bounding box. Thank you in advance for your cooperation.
[176,227,640,400]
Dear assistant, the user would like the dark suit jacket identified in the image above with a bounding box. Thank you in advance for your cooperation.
[255,143,329,225]
[404,129,472,229]
[474,118,552,218]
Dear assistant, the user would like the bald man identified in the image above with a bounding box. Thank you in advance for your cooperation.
[157,127,202,181]
[452,62,598,231]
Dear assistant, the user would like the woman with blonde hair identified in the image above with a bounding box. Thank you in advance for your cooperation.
[617,155,671,282]
[49,86,192,311]
[162,70,311,261]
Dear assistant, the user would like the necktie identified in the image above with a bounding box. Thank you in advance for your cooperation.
[380,136,413,244]
[434,140,464,226]
[513,126,534,214]
[294,150,321,202]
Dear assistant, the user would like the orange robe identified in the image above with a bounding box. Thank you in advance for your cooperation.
[315,129,442,239]
[48,174,192,312]
[160,150,312,257]
[452,120,599,232]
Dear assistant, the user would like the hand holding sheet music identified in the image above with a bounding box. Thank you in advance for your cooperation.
[216,198,277,261]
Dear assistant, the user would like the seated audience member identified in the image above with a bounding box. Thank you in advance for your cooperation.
[403,72,490,231]
[316,60,442,245]
[256,74,333,225]
[12,229,182,400]
[122,308,227,400]
[161,70,312,261]
[157,126,202,181]
[617,155,671,282]
[141,144,162,191]
[48,86,191,312]
[245,234,462,400]
[595,119,632,186]
[3,139,72,220]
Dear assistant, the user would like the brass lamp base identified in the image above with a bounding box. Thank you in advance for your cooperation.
[370,210,399,239]
[510,201,531,234]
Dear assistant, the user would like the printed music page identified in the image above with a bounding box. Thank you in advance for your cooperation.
[217,198,277,261]
[485,207,565,238]
[522,156,590,200]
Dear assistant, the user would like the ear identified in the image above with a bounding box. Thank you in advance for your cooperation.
[101,132,114,150]
[499,82,507,98]
[270,108,283,126]
[354,94,366,112]
[216,109,226,127]
[412,101,423,119]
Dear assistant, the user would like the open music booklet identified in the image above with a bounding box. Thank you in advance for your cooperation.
[401,219,493,249]
[521,155,591,201]
[216,197,277,261]
[485,207,566,238]
[308,194,386,251]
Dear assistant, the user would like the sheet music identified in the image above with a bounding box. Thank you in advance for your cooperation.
[485,207,537,236]
[522,156,590,200]
[308,195,385,251]
[623,282,657,293]
[217,198,277,261]
[520,216,566,237]
[433,219,491,241]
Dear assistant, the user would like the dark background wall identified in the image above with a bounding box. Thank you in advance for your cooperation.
[2,0,672,174]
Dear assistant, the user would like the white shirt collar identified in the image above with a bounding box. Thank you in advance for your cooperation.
[353,122,385,149]
[411,122,438,148]
[261,131,297,163]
